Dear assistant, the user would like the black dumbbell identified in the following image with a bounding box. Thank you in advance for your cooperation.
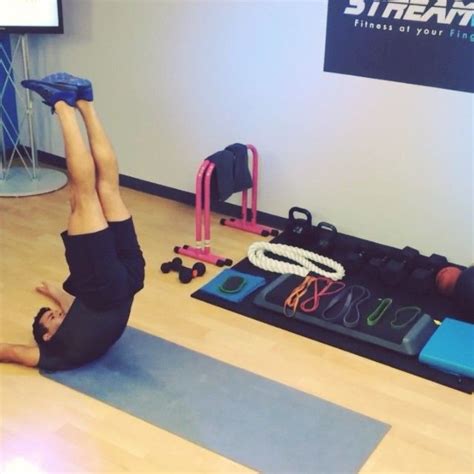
[364,250,390,280]
[178,262,206,283]
[344,241,371,275]
[407,253,448,294]
[161,257,183,274]
[380,246,420,287]
[161,257,206,284]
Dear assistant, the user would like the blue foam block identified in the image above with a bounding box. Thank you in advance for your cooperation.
[419,318,474,378]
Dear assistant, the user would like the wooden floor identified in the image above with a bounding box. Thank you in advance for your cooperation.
[1,183,472,473]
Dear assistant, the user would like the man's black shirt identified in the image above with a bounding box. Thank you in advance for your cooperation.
[38,297,133,371]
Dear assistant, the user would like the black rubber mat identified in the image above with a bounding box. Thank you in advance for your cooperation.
[192,229,474,393]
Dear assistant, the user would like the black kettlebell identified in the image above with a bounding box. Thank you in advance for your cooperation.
[314,222,338,255]
[285,207,314,247]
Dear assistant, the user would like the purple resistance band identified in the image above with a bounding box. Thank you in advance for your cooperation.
[322,285,372,328]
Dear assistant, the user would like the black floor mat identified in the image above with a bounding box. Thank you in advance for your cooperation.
[192,230,474,393]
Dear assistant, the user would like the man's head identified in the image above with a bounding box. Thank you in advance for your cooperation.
[32,307,66,345]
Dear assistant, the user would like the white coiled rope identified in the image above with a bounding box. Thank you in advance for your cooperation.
[248,242,345,281]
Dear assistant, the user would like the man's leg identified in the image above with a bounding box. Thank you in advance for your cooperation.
[55,102,108,235]
[76,100,131,222]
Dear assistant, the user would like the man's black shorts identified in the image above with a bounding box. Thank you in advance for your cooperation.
[61,217,145,310]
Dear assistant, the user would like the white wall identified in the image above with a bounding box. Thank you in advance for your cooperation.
[27,0,473,264]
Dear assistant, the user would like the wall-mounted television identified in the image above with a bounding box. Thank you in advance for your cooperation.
[0,0,63,34]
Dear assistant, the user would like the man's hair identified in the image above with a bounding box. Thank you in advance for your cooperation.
[32,307,51,345]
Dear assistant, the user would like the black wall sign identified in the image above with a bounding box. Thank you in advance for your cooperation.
[324,1,474,93]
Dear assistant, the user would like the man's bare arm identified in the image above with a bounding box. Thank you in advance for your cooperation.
[36,281,75,313]
[0,343,40,367]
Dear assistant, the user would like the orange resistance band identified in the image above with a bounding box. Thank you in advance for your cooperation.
[284,276,346,317]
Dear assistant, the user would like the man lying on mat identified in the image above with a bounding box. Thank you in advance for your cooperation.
[0,73,145,370]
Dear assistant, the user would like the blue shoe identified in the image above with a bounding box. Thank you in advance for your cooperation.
[21,80,78,112]
[42,72,93,101]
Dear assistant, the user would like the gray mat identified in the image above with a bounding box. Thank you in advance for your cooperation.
[42,327,389,473]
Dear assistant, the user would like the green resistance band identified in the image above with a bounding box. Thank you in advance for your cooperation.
[390,306,421,329]
[366,298,393,326]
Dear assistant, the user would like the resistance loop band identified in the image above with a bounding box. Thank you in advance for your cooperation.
[366,298,393,326]
[391,306,422,329]
[284,275,346,318]
[322,285,371,328]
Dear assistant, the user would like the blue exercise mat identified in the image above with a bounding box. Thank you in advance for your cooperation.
[42,327,389,473]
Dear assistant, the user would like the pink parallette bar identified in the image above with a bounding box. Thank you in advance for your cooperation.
[175,144,279,267]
